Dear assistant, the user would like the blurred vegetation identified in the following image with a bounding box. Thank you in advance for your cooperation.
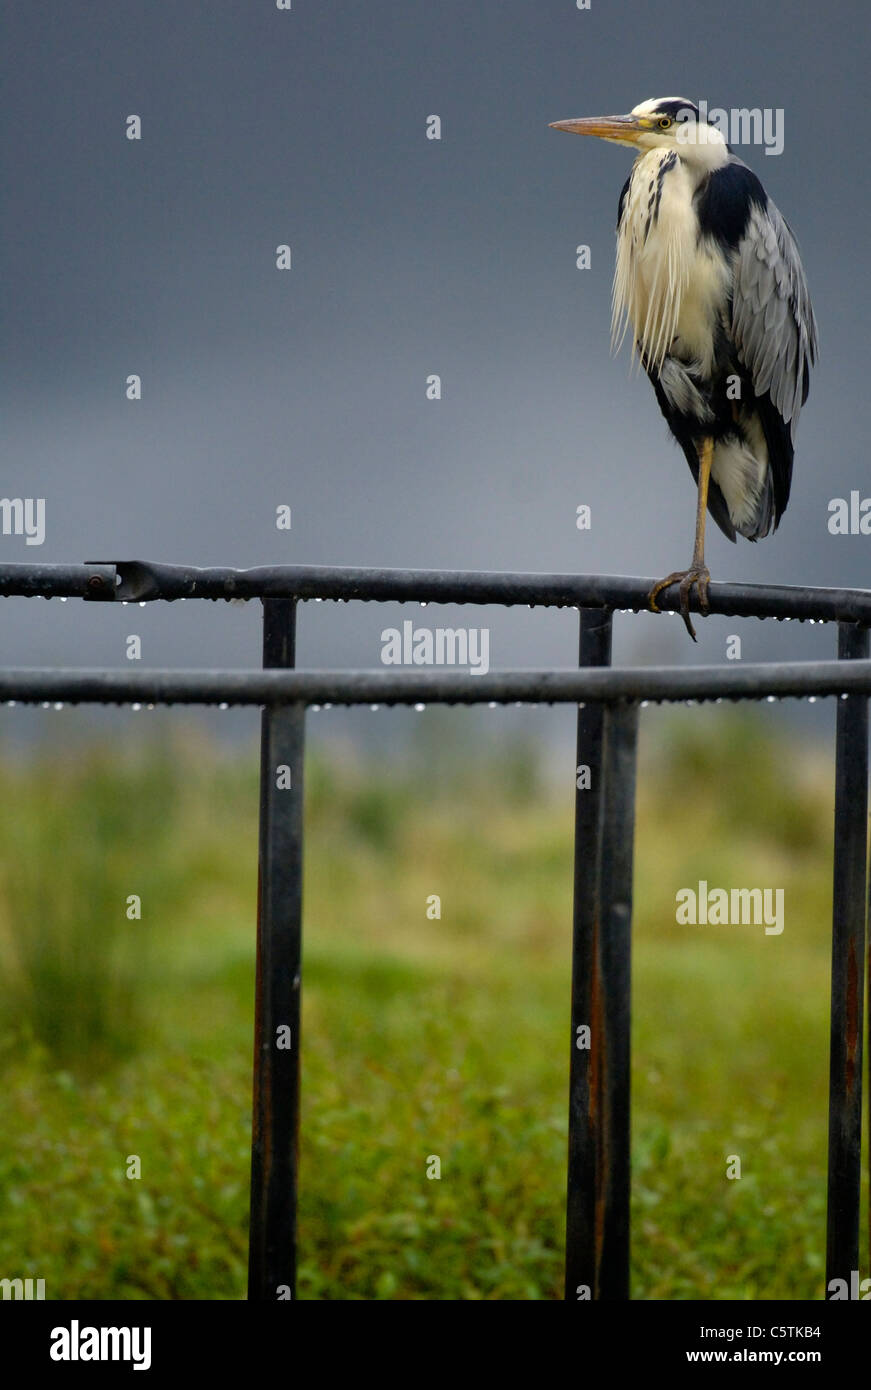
[0,709,866,1299]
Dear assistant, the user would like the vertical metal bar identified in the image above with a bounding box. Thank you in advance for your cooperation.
[825,621,869,1294]
[565,608,611,1300]
[594,700,639,1299]
[248,598,305,1301]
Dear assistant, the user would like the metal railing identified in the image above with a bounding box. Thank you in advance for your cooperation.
[0,559,868,1301]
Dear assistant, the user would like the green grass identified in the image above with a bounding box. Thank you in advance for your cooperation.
[0,710,865,1299]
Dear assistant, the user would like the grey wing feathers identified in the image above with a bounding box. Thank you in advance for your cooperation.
[731,200,819,441]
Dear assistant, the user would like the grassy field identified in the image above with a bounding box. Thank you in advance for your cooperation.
[0,708,865,1300]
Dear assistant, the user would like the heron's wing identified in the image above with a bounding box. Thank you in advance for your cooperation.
[730,186,819,443]
[698,160,818,528]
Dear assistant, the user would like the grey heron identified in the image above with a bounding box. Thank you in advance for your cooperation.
[551,98,818,638]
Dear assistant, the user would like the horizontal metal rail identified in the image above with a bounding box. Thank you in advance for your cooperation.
[0,562,116,600]
[2,560,871,623]
[2,660,871,706]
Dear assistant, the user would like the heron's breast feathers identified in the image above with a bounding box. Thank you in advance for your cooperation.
[613,150,730,377]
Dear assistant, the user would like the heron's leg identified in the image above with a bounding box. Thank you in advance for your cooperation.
[648,437,714,641]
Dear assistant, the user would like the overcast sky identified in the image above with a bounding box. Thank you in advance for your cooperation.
[2,0,869,748]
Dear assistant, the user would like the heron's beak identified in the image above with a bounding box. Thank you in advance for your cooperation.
[549,114,644,145]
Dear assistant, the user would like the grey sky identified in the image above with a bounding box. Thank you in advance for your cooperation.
[3,0,869,746]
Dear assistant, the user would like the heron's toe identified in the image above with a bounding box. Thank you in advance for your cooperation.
[648,566,711,641]
[647,571,682,613]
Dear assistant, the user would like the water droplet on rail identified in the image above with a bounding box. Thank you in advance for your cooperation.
[132,703,142,711]
[311,704,321,712]
[808,695,816,703]
[420,601,428,608]
[414,703,426,712]
[640,700,649,708]
[218,702,229,711]
[53,702,64,711]
[766,695,776,703]
[59,596,67,603]
[369,703,380,711]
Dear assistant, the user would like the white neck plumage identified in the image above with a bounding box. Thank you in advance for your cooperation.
[612,139,729,375]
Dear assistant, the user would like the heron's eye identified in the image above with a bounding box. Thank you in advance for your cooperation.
[658,117,672,130]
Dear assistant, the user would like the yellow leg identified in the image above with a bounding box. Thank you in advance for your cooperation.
[648,437,714,641]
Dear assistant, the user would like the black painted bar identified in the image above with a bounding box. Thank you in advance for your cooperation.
[565,609,612,1300]
[0,562,116,599]
[4,660,871,707]
[594,702,639,1300]
[96,560,871,624]
[825,622,869,1293]
[0,556,869,625]
[247,599,305,1301]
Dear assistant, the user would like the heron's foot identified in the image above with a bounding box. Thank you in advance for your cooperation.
[648,565,711,642]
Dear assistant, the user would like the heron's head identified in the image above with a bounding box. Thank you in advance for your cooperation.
[550,97,728,170]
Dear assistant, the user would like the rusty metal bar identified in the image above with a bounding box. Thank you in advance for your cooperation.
[247,599,305,1301]
[825,622,869,1293]
[565,608,612,1300]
